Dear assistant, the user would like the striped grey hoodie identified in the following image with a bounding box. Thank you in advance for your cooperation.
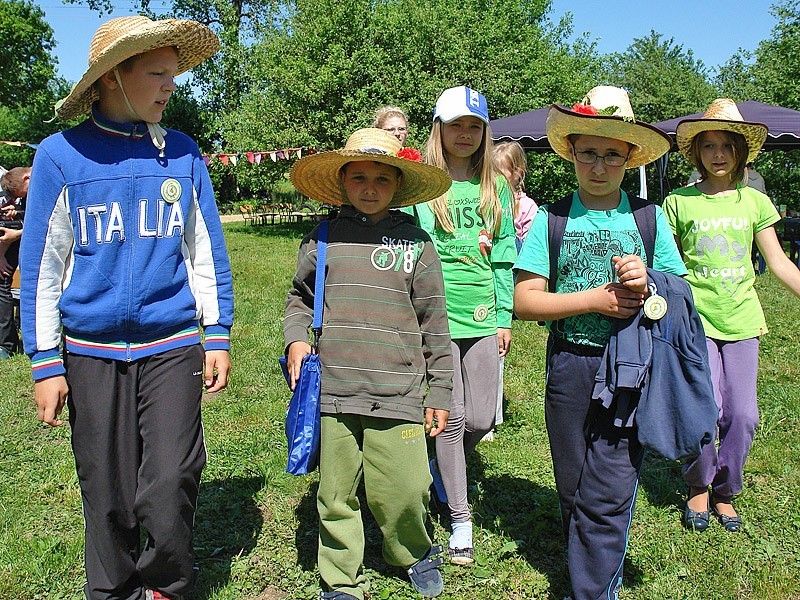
[284,206,453,422]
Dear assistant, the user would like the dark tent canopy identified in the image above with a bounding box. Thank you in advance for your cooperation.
[653,101,800,151]
[489,106,551,150]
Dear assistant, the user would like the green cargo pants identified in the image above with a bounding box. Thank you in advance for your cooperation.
[317,413,433,599]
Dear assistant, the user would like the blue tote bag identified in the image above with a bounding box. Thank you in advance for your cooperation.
[280,220,328,475]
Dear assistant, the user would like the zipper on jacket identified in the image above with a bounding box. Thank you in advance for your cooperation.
[125,135,135,361]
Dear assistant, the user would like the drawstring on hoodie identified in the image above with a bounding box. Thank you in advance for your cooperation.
[113,67,167,157]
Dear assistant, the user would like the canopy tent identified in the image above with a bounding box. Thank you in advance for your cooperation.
[653,101,800,151]
[489,106,551,151]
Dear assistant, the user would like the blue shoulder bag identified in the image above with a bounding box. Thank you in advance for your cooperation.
[280,220,328,475]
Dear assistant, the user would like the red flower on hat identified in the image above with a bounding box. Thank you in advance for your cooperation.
[571,103,599,116]
[398,147,423,162]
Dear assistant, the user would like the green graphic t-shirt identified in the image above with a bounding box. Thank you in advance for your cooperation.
[515,191,687,347]
[663,184,779,340]
[410,176,516,339]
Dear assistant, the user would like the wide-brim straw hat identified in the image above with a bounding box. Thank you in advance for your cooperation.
[55,16,220,121]
[546,86,671,169]
[290,128,452,208]
[676,98,768,164]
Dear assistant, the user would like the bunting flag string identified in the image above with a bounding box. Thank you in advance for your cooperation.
[1,140,38,149]
[202,146,315,166]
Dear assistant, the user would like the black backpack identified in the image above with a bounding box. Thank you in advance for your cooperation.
[546,192,656,293]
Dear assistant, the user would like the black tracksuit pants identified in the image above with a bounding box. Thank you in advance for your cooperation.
[66,345,206,600]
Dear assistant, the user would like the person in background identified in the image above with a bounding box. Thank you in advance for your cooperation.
[409,86,516,564]
[480,142,537,440]
[0,166,29,359]
[374,105,409,146]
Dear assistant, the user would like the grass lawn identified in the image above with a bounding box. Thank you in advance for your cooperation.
[1,221,799,599]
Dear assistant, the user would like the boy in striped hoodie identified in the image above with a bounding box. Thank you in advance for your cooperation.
[285,128,453,600]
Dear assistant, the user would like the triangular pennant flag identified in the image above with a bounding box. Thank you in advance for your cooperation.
[246,152,255,164]
[220,155,229,166]
[230,155,238,166]
[270,152,277,162]
[255,153,262,164]
[277,151,285,160]
[203,155,211,166]
[296,149,302,158]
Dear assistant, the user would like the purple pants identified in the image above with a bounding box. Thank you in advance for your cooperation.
[683,337,759,501]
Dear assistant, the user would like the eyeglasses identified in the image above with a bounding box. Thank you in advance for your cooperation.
[383,127,408,134]
[572,149,630,167]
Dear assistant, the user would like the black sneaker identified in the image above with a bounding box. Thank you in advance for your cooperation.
[407,545,444,598]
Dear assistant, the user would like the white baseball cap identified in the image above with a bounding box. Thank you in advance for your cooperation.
[433,86,489,124]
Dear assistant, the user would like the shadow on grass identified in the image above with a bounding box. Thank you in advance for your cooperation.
[638,453,691,511]
[193,476,265,599]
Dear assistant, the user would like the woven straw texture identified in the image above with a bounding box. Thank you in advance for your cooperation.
[547,86,671,169]
[676,99,768,164]
[290,129,452,208]
[56,16,219,120]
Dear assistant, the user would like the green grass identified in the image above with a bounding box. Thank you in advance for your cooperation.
[1,221,799,599]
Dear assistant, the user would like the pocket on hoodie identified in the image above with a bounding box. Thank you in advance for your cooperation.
[137,254,198,329]
[318,322,422,397]
[60,255,121,334]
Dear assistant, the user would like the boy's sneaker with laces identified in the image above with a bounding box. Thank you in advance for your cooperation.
[146,590,182,600]
[407,545,444,598]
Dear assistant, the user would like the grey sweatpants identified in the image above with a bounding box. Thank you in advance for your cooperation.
[435,335,499,523]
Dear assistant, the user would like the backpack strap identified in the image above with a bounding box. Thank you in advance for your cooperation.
[547,192,574,293]
[628,195,656,269]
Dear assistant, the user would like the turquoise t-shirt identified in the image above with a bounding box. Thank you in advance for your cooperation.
[515,190,687,347]
[409,176,516,339]
[663,184,780,340]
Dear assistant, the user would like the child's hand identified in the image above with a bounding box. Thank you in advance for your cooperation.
[497,327,512,357]
[592,283,645,318]
[287,341,312,391]
[612,255,648,294]
[33,376,69,427]
[204,349,231,392]
[425,408,449,437]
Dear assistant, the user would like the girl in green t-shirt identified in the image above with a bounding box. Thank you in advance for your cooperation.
[664,99,800,533]
[409,86,516,565]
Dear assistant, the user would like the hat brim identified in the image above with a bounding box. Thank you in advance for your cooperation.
[290,151,452,208]
[676,119,768,164]
[546,104,671,169]
[55,19,219,121]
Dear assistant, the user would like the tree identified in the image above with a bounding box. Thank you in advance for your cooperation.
[0,0,68,167]
[603,31,716,124]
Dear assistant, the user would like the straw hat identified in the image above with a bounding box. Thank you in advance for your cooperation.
[546,86,671,169]
[55,16,220,120]
[676,99,768,164]
[290,129,452,208]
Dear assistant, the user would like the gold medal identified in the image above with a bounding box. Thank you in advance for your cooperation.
[643,293,667,320]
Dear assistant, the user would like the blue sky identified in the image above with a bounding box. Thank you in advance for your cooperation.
[35,0,778,85]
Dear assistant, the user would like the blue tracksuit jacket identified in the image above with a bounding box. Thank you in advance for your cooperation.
[20,107,234,380]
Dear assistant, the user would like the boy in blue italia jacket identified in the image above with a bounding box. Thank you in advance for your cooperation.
[20,16,232,600]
